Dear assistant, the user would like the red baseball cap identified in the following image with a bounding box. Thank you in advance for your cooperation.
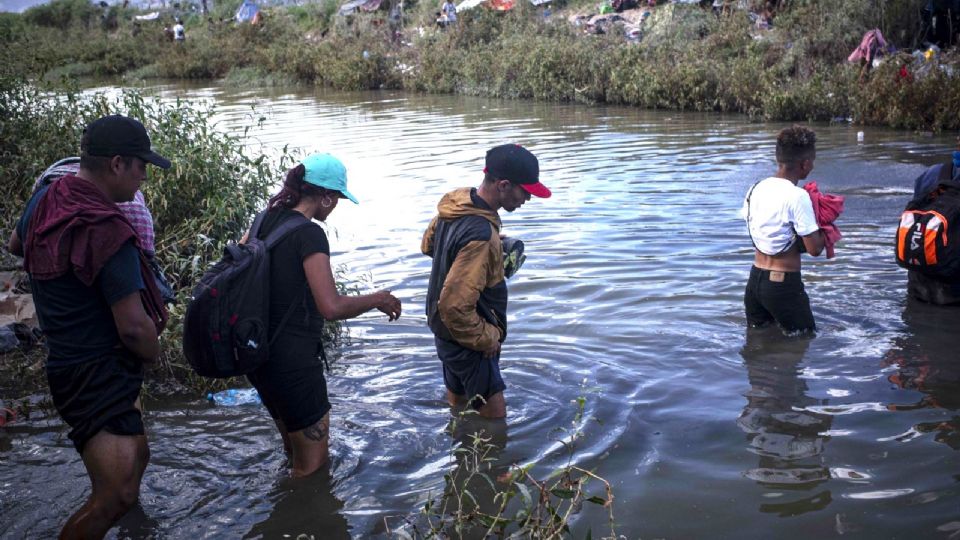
[484,144,551,198]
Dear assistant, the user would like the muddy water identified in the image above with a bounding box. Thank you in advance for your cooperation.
[2,85,960,539]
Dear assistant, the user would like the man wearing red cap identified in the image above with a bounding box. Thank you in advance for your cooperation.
[421,144,550,419]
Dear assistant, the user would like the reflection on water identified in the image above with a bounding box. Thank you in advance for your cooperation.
[738,328,833,516]
[3,85,960,538]
[246,471,350,539]
[883,300,960,449]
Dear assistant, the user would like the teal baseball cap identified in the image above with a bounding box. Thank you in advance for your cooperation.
[302,153,359,204]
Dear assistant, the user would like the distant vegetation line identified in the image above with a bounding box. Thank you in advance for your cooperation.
[1,0,958,130]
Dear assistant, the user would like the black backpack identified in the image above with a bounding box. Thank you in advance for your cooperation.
[895,161,960,279]
[183,210,310,378]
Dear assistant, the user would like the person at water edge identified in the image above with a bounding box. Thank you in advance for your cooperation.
[441,0,457,24]
[742,125,825,333]
[173,18,185,41]
[244,153,401,477]
[421,144,551,418]
[7,115,170,539]
[904,135,960,305]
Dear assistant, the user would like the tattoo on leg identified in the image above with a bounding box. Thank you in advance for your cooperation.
[303,420,328,442]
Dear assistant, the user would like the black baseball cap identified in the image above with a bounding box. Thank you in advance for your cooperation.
[484,143,551,198]
[83,115,172,169]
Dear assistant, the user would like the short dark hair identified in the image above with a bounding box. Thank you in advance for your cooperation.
[776,125,816,168]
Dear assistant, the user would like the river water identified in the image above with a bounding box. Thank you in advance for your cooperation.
[2,84,960,539]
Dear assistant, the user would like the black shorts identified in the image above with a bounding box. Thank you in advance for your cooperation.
[247,333,330,433]
[46,350,145,454]
[744,266,816,333]
[435,336,506,409]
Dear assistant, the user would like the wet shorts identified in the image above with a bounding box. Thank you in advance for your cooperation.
[435,336,506,409]
[247,333,330,433]
[744,266,816,333]
[46,350,145,454]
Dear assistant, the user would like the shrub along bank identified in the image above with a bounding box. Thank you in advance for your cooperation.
[2,0,958,130]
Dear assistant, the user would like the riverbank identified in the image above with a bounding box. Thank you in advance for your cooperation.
[2,0,959,131]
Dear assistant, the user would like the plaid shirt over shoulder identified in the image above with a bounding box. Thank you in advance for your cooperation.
[33,157,156,256]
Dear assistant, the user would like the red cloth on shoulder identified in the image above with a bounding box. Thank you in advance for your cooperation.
[24,174,168,333]
[802,181,844,259]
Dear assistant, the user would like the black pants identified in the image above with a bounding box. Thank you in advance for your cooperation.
[744,266,816,333]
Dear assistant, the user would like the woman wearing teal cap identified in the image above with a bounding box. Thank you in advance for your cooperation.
[247,153,401,477]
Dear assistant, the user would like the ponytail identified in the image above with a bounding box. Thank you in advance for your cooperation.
[267,163,335,210]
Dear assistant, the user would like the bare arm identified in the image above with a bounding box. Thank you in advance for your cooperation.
[801,229,825,257]
[111,292,160,362]
[303,253,401,321]
[7,229,22,257]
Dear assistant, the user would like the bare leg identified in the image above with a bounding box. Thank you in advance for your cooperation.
[287,413,330,478]
[272,417,292,455]
[60,431,149,540]
[446,389,467,408]
[477,391,506,419]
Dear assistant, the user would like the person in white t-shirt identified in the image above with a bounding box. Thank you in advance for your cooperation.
[741,125,825,333]
[173,19,185,42]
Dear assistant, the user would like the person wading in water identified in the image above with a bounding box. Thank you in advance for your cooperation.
[422,144,551,418]
[9,115,170,539]
[742,125,825,333]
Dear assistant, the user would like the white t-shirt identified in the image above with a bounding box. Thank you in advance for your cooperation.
[173,23,185,40]
[741,176,818,256]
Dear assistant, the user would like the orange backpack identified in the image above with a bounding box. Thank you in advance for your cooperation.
[896,161,960,279]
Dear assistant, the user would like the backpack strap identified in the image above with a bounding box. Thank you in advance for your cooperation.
[745,179,794,257]
[263,212,311,248]
[251,210,314,346]
[246,209,312,247]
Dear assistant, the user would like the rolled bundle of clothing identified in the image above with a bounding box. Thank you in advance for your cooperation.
[502,237,526,279]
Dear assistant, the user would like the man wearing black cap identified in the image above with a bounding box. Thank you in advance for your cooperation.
[8,115,170,538]
[421,144,550,419]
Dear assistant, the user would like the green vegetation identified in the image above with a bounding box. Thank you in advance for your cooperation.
[2,0,958,130]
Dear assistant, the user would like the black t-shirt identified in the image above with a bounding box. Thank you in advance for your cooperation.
[17,187,145,366]
[256,208,330,335]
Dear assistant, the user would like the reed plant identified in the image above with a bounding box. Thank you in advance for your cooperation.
[386,391,617,539]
